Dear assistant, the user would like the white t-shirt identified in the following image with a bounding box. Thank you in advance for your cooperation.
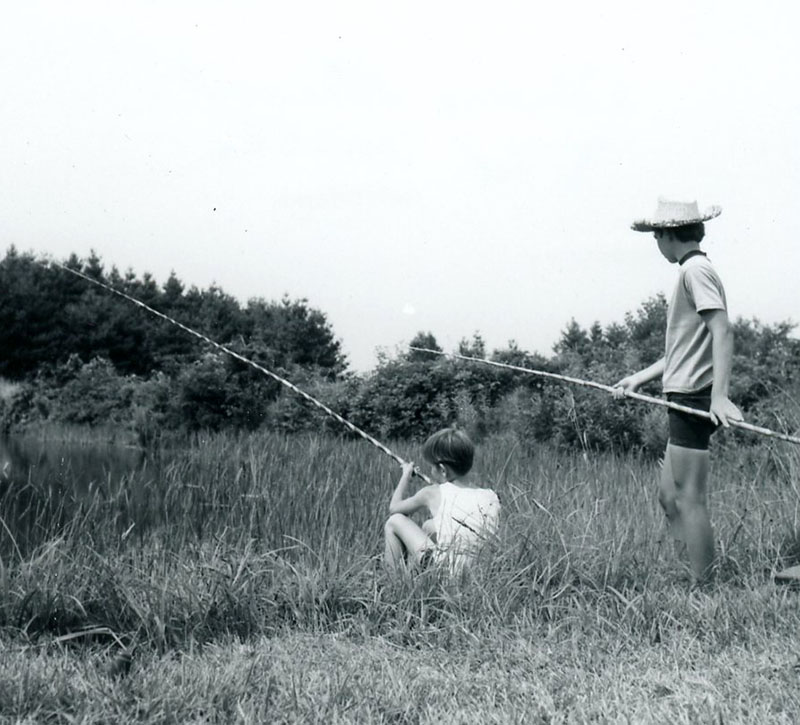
[663,252,727,394]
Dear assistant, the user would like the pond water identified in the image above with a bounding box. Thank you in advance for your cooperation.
[0,435,158,556]
[0,436,147,495]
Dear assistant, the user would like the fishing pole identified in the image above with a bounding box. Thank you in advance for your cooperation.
[409,347,800,446]
[41,259,432,483]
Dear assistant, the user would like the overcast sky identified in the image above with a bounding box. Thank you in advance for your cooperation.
[2,1,798,371]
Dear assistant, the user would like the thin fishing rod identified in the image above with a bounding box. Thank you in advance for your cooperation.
[43,259,432,483]
[409,347,800,446]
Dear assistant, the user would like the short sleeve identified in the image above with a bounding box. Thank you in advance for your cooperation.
[682,264,726,313]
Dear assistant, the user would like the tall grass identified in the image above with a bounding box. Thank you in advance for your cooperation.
[1,427,799,657]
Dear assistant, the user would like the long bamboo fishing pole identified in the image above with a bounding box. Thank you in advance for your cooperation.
[409,346,800,446]
[42,259,432,483]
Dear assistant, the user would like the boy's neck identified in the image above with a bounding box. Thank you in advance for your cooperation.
[677,247,706,265]
[666,240,701,264]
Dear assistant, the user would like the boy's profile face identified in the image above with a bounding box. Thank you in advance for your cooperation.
[654,229,678,263]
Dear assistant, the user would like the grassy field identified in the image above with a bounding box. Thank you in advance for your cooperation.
[1,429,799,723]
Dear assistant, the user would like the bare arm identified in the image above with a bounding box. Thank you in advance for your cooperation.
[613,357,666,398]
[699,308,743,427]
[388,462,434,516]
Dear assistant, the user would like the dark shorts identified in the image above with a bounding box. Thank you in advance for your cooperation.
[666,385,719,451]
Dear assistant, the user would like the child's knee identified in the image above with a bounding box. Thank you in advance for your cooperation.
[384,513,406,534]
[658,485,676,514]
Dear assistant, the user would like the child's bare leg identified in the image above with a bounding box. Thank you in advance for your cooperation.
[666,443,714,582]
[383,513,431,572]
[658,449,685,546]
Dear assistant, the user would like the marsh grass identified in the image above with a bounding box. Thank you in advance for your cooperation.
[1,428,800,721]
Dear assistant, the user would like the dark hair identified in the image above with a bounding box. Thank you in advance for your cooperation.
[671,222,705,243]
[422,427,475,476]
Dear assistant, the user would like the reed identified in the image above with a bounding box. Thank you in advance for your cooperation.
[1,430,798,643]
[1,429,800,721]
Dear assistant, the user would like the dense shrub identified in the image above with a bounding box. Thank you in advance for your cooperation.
[15,355,137,427]
[0,378,26,434]
[262,377,361,435]
[4,246,798,457]
[346,359,454,440]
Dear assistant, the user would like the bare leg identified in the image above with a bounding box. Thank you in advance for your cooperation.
[383,513,432,573]
[658,450,685,546]
[665,443,714,583]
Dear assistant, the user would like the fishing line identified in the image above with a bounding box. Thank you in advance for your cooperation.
[409,347,800,446]
[42,259,432,483]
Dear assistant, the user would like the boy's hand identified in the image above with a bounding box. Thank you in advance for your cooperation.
[612,374,640,400]
[709,396,743,428]
[400,461,415,478]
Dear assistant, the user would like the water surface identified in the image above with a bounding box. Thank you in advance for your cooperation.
[0,435,156,556]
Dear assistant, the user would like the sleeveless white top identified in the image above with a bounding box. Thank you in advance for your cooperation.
[429,482,501,572]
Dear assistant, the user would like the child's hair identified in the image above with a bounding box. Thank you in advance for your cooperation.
[671,222,705,243]
[422,427,474,476]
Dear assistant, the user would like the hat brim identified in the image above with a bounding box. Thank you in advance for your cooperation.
[631,206,722,232]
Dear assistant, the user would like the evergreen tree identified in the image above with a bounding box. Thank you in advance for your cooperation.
[407,332,442,362]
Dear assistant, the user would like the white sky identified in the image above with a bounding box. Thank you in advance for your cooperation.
[2,1,799,371]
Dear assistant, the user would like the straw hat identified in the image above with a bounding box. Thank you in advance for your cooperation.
[631,198,722,232]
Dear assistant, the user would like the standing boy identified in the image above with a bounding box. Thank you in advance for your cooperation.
[614,198,742,583]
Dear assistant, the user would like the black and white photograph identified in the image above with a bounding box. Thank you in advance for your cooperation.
[1,2,799,722]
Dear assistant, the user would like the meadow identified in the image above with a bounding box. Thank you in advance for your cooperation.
[1,428,799,723]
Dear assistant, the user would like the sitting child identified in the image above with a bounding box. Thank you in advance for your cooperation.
[383,427,501,574]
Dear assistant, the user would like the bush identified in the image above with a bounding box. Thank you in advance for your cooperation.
[173,352,277,433]
[263,377,359,435]
[11,355,139,429]
[6,277,799,461]
[56,357,137,425]
[130,372,178,446]
[346,360,454,440]
[0,378,27,433]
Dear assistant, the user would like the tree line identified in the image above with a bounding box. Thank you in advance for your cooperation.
[2,248,798,455]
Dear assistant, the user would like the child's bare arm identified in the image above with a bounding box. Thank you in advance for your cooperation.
[699,308,743,427]
[612,357,665,398]
[389,462,433,515]
[388,462,414,511]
